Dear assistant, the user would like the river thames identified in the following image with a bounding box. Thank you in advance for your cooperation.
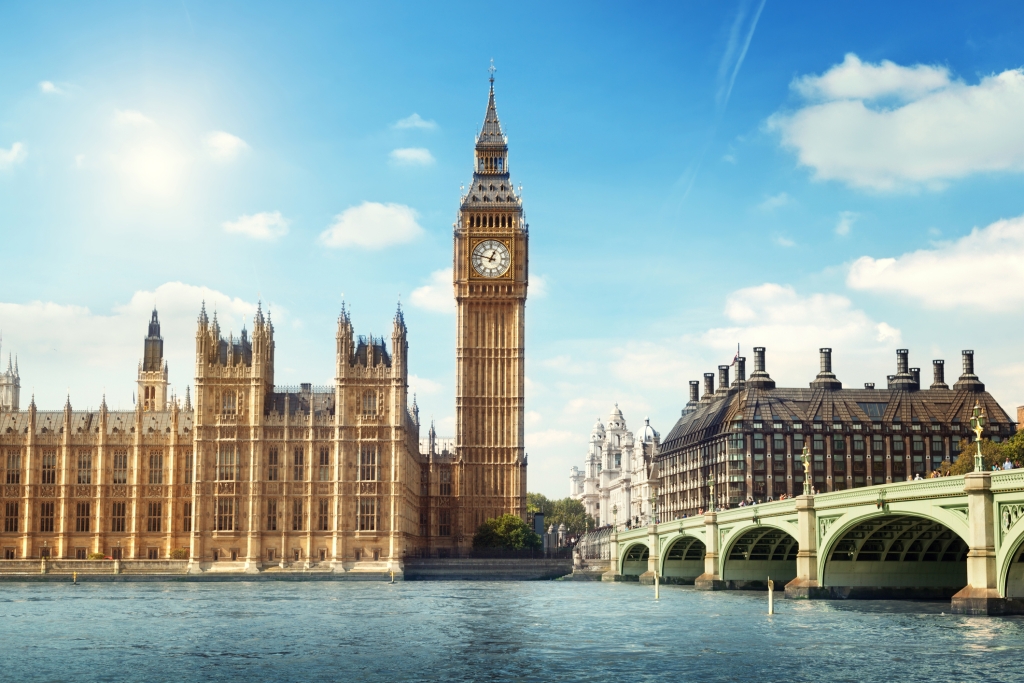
[3,580,1022,682]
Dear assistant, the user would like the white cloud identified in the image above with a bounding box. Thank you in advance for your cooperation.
[319,202,423,249]
[0,282,259,410]
[530,274,548,298]
[223,211,289,241]
[113,109,155,127]
[39,81,65,95]
[410,268,453,313]
[394,113,437,130]
[0,142,27,169]
[835,211,857,236]
[610,283,901,392]
[758,192,791,211]
[525,428,578,450]
[847,213,1024,312]
[774,235,795,247]
[205,131,249,162]
[770,55,1024,190]
[74,154,85,168]
[793,53,950,102]
[389,147,435,166]
[408,374,442,397]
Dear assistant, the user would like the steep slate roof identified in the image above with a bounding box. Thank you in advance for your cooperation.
[662,384,1013,453]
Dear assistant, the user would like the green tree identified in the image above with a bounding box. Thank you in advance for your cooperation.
[526,492,552,516]
[472,514,542,550]
[943,437,1016,476]
[546,497,595,537]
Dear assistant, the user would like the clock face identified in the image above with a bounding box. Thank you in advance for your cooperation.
[471,239,511,278]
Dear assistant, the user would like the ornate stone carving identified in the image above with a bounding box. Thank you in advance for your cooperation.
[40,486,56,498]
[146,485,163,498]
[111,485,128,498]
[216,482,235,495]
[265,482,279,495]
[1001,504,1024,534]
[317,483,332,495]
[819,517,838,538]
[74,485,92,498]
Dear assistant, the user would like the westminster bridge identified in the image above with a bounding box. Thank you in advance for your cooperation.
[602,470,1024,615]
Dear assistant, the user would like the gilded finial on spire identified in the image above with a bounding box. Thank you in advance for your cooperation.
[489,58,496,84]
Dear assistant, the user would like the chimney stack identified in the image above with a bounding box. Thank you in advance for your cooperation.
[701,373,715,402]
[747,346,776,390]
[688,381,700,404]
[864,383,875,389]
[717,365,730,395]
[734,357,746,385]
[910,367,921,390]
[930,360,948,390]
[811,347,842,390]
[953,350,984,392]
[890,349,916,390]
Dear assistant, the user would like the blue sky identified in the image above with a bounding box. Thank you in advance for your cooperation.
[3,1,1024,497]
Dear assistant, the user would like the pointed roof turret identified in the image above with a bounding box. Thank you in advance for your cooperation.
[394,300,405,328]
[255,300,265,326]
[184,385,192,411]
[64,393,71,412]
[477,63,506,147]
[198,300,209,326]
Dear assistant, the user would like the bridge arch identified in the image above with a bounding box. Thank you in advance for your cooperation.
[620,542,649,578]
[820,512,968,599]
[997,515,1024,598]
[660,534,706,584]
[720,522,799,589]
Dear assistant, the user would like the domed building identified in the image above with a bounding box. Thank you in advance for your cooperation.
[569,405,660,530]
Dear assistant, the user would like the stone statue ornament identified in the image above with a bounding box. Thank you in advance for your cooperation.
[708,477,715,512]
[970,402,987,473]
[800,444,812,496]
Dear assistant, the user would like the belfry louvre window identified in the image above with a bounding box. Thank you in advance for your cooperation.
[318,446,330,481]
[293,448,305,481]
[111,502,126,532]
[318,499,329,531]
[77,450,92,484]
[41,450,57,485]
[112,450,129,484]
[266,500,277,531]
[183,450,193,484]
[5,501,19,532]
[149,451,164,485]
[359,446,378,481]
[147,502,162,533]
[216,499,235,531]
[75,502,91,532]
[362,391,377,416]
[6,450,20,484]
[292,500,304,531]
[183,502,193,533]
[39,502,55,532]
[267,447,279,481]
[439,468,452,496]
[217,445,237,481]
[358,498,377,531]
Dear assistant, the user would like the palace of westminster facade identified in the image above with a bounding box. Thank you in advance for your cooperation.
[0,76,529,570]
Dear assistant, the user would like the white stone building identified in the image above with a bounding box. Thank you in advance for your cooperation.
[569,405,660,531]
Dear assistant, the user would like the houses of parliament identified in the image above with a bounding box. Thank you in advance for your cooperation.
[0,76,529,571]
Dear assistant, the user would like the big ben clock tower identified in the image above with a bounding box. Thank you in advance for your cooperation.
[453,68,528,537]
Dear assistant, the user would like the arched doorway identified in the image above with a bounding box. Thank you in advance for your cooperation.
[621,544,648,579]
[1005,540,1024,598]
[722,526,798,589]
[823,514,967,599]
[662,536,705,584]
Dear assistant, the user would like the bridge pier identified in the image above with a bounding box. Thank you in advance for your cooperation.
[785,494,829,599]
[952,473,1024,615]
[695,511,726,590]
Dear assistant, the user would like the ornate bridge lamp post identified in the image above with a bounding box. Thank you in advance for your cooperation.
[612,504,618,532]
[800,444,812,496]
[970,402,987,473]
[708,477,716,512]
